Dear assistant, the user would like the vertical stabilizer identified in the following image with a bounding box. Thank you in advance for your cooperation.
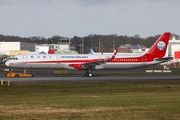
[145,32,171,58]
[90,49,95,54]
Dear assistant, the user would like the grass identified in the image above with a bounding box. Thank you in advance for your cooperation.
[0,80,180,119]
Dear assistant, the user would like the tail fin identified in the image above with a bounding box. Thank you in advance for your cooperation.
[145,32,171,58]
[90,49,95,54]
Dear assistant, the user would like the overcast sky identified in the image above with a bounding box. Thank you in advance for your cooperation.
[0,0,179,38]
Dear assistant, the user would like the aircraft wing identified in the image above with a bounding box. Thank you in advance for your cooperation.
[69,50,118,70]
[69,58,110,70]
[81,59,107,69]
[82,49,118,67]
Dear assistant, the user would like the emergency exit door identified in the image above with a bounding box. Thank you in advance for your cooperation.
[22,55,27,63]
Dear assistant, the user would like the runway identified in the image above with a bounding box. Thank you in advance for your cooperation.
[1,66,180,82]
[1,75,180,82]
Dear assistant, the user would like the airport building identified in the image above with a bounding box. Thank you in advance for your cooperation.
[0,42,36,59]
[118,44,149,53]
[35,37,77,54]
[0,37,78,57]
[166,36,180,61]
[0,42,36,53]
[0,42,36,52]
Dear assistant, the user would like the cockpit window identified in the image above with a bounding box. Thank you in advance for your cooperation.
[9,57,18,60]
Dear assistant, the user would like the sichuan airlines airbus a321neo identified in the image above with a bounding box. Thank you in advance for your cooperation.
[5,32,172,77]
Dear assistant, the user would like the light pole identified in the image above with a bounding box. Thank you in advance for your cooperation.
[82,38,84,54]
[79,44,81,54]
[95,47,98,52]
[102,44,103,53]
[98,39,101,52]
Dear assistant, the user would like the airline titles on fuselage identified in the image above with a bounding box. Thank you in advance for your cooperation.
[61,56,88,58]
[28,55,89,59]
[26,55,139,62]
[11,54,140,62]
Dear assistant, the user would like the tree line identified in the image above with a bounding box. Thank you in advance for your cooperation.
[0,33,179,53]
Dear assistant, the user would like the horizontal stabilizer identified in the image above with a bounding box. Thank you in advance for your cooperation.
[155,57,173,61]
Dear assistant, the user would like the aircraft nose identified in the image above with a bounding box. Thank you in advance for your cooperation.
[5,61,9,67]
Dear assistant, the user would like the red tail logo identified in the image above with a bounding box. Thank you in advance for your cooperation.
[145,32,171,58]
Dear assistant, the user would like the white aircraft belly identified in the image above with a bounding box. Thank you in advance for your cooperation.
[101,61,158,70]
[9,60,160,70]
[101,63,141,69]
[32,64,64,69]
[11,63,64,69]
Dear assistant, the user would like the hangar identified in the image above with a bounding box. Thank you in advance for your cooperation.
[0,42,36,52]
[166,36,180,61]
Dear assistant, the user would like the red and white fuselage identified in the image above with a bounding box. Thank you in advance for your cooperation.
[5,32,172,76]
[5,53,166,70]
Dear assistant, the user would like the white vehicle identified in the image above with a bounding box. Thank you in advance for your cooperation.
[5,32,172,77]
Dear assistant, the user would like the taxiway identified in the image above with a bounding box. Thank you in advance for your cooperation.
[1,75,180,82]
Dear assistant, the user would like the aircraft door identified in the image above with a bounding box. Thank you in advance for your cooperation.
[142,56,146,64]
[56,55,61,64]
[22,55,27,63]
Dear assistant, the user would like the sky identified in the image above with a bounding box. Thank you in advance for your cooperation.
[0,0,180,38]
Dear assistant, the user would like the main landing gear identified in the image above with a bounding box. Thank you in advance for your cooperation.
[85,72,93,77]
[85,68,93,77]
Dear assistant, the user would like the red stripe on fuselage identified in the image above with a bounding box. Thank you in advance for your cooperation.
[25,56,153,64]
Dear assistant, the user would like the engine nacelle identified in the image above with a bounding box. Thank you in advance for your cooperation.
[68,64,83,70]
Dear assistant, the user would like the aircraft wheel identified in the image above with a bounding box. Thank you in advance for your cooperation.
[85,72,93,77]
[85,72,89,77]
[15,74,19,77]
[88,72,93,77]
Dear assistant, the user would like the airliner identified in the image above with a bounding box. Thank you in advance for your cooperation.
[5,32,172,77]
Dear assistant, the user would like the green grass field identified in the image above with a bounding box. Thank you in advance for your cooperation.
[0,80,180,120]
